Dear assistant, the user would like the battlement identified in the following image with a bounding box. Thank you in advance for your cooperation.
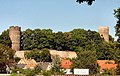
[10,26,21,31]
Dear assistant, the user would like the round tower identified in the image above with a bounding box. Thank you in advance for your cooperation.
[98,26,109,42]
[9,26,21,51]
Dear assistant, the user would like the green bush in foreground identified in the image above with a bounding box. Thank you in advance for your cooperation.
[11,73,23,76]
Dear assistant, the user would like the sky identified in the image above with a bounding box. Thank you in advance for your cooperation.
[0,0,120,39]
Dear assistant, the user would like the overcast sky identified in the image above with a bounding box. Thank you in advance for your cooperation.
[0,0,120,39]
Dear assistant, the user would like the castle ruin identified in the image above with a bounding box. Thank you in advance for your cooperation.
[9,26,21,51]
[98,26,109,42]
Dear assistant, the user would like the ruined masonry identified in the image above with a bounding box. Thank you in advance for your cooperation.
[98,26,109,42]
[9,26,21,51]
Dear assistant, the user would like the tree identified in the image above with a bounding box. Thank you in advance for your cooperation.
[114,8,120,48]
[71,49,98,74]
[0,44,15,73]
[25,48,52,62]
[76,0,95,5]
[0,30,11,47]
[51,55,62,74]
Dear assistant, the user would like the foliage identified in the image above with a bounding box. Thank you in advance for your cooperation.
[14,57,21,63]
[0,29,11,47]
[0,44,15,73]
[25,48,52,62]
[96,41,116,60]
[34,64,42,74]
[51,55,62,74]
[102,69,116,75]
[114,8,120,48]
[23,69,36,76]
[71,49,98,74]
[21,28,106,51]
[42,71,52,76]
[11,73,23,76]
[21,29,54,50]
[76,0,95,5]
[116,63,120,75]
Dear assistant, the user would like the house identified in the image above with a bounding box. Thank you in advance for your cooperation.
[17,58,37,69]
[97,60,117,73]
[38,62,52,71]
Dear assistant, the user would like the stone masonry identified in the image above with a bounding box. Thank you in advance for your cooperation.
[9,26,21,51]
[98,26,109,42]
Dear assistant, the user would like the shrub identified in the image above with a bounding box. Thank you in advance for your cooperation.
[42,71,52,76]
[24,69,36,76]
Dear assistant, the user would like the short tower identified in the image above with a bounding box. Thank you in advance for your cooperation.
[9,26,21,51]
[98,26,109,42]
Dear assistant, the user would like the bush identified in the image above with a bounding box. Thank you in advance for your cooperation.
[12,67,23,74]
[42,71,52,76]
[24,69,36,76]
[11,73,23,76]
[34,64,42,74]
[14,57,21,63]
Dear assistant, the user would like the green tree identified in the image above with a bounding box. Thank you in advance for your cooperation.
[0,44,15,73]
[71,49,98,74]
[114,8,120,48]
[51,55,61,74]
[25,49,52,62]
[76,0,95,5]
[0,30,11,47]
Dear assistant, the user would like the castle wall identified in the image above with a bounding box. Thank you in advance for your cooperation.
[9,26,21,51]
[98,26,109,42]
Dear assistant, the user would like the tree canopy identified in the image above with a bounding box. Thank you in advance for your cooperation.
[114,8,120,48]
[25,48,52,62]
[0,44,15,73]
[0,30,11,47]
[76,0,95,5]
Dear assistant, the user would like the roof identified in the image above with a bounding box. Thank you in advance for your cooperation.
[61,59,72,69]
[49,50,77,59]
[38,62,51,70]
[18,58,37,69]
[17,64,26,68]
[97,60,117,71]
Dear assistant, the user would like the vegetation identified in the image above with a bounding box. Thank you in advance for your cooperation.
[0,44,15,73]
[0,8,119,75]
[114,8,120,75]
[71,48,98,74]
[51,55,61,74]
[21,29,107,51]
[25,48,52,62]
[114,8,120,48]
[76,0,95,5]
[0,30,11,47]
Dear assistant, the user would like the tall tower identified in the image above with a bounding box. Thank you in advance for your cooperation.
[9,26,21,51]
[98,26,109,42]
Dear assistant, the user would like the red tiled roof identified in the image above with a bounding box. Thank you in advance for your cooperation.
[61,59,72,69]
[97,60,117,72]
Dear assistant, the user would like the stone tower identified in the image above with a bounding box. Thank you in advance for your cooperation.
[9,26,21,51]
[98,26,109,42]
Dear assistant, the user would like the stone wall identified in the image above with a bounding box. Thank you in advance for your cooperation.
[98,26,109,42]
[9,26,21,51]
